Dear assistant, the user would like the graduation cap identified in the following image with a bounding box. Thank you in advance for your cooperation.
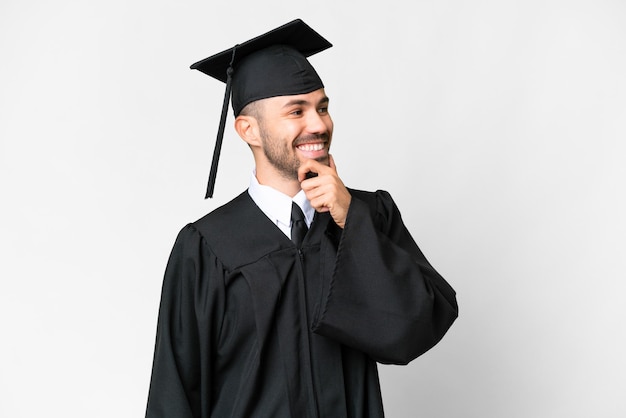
[190,19,333,198]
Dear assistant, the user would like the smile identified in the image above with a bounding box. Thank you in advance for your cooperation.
[296,143,325,152]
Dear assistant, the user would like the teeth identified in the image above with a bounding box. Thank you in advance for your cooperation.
[297,143,324,152]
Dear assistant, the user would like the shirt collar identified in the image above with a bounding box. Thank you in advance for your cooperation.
[248,170,315,227]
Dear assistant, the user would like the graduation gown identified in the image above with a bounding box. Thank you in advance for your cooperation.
[146,189,458,418]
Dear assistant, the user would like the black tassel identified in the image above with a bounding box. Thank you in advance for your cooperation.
[205,45,238,198]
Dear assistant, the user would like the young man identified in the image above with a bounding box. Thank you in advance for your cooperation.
[146,19,458,418]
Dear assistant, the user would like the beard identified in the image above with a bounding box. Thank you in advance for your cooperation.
[259,125,301,181]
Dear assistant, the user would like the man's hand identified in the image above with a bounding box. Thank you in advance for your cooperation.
[298,155,352,229]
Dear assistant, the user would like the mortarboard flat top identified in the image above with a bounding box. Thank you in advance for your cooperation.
[190,19,332,83]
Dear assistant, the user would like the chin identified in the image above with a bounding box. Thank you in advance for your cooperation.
[316,155,330,166]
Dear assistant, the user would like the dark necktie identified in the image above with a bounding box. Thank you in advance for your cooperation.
[291,202,308,248]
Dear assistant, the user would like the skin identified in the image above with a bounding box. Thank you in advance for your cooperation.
[234,88,352,228]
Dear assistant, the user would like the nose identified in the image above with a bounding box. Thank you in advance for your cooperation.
[305,109,331,135]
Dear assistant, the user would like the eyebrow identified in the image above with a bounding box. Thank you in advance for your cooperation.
[282,96,330,108]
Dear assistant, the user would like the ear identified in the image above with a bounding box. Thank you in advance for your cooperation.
[234,115,261,147]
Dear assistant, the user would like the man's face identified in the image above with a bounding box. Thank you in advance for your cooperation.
[256,88,333,180]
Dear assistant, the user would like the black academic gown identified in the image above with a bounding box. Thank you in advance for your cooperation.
[146,189,458,418]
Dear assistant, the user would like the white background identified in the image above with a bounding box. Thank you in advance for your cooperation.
[1,1,625,417]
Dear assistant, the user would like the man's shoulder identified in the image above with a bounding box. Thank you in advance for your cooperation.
[169,192,250,245]
[348,187,379,200]
[187,190,257,241]
[193,190,251,226]
[347,188,400,226]
[177,190,274,269]
[348,188,394,207]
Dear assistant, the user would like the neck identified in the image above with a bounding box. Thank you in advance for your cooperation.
[254,167,301,198]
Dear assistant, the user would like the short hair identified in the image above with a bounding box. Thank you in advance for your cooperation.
[238,100,264,122]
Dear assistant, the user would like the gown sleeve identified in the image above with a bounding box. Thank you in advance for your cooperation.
[312,190,458,365]
[146,224,226,418]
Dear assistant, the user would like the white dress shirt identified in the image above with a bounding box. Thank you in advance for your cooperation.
[247,171,315,239]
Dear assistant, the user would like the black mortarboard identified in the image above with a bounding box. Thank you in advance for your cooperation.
[190,19,333,198]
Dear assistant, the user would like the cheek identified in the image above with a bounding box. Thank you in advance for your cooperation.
[325,116,334,134]
[285,124,303,140]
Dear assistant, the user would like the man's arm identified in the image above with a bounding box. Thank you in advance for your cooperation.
[310,185,458,364]
[146,225,223,418]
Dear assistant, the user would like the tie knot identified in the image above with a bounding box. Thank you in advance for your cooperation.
[291,202,308,248]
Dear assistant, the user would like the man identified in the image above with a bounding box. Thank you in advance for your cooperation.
[146,19,458,418]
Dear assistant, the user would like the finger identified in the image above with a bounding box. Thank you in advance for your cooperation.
[298,159,327,182]
[308,193,331,213]
[297,160,313,182]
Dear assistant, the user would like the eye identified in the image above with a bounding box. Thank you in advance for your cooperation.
[317,106,328,114]
[289,109,303,116]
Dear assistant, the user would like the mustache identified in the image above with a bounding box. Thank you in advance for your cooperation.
[293,133,330,146]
